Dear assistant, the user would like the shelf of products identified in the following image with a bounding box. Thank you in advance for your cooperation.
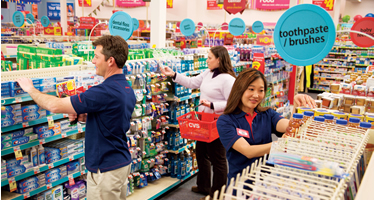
[1,127,85,156]
[165,93,201,102]
[166,142,196,154]
[127,169,199,200]
[314,64,355,68]
[1,114,67,133]
[1,152,84,187]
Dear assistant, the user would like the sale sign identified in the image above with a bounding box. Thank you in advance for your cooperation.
[167,0,173,8]
[312,0,334,11]
[255,0,290,11]
[116,0,146,7]
[207,0,222,10]
[224,0,247,15]
[78,0,91,7]
[44,27,54,35]
[252,53,265,73]
[350,17,374,47]
[32,4,38,19]
[256,35,274,45]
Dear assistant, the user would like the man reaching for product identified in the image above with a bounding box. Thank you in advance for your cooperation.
[16,35,136,200]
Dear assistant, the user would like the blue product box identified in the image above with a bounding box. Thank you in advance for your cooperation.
[1,88,10,98]
[38,84,56,93]
[22,111,47,122]
[1,115,22,127]
[46,156,61,164]
[7,162,33,178]
[45,148,64,158]
[45,166,67,183]
[2,104,21,113]
[17,174,45,189]
[10,86,41,97]
[21,105,43,114]
[12,134,38,146]
[1,110,22,120]
[66,161,80,175]
[1,81,10,89]
[6,156,29,168]
[16,183,39,194]
[9,80,40,89]
[1,141,12,150]
[36,129,56,139]
[32,77,57,85]
[1,128,33,142]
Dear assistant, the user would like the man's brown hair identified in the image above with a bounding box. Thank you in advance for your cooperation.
[92,35,129,68]
[224,68,269,115]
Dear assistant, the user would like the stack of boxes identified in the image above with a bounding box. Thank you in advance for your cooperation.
[17,45,64,70]
[22,104,47,123]
[16,174,46,194]
[4,155,33,179]
[1,104,22,128]
[34,122,61,139]
[1,128,35,149]
[44,139,84,164]
[1,77,56,98]
[45,165,67,184]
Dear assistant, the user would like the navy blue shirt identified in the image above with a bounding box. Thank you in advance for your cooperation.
[71,74,136,173]
[217,108,284,182]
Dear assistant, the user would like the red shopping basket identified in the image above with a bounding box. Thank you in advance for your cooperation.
[177,111,220,143]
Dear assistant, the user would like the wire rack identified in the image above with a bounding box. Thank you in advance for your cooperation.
[208,120,371,200]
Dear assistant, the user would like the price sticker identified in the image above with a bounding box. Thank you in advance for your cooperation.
[68,174,75,186]
[81,171,85,175]
[47,116,54,129]
[14,146,23,160]
[39,139,45,145]
[78,123,83,133]
[23,192,30,198]
[69,155,74,161]
[63,114,69,118]
[15,97,22,103]
[185,146,190,154]
[323,0,334,10]
[8,177,17,192]
[48,163,54,169]
[47,183,52,189]
[193,142,196,149]
[22,122,29,128]
[61,132,67,138]
[34,167,40,174]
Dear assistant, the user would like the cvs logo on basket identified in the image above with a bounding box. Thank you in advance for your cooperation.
[188,123,200,129]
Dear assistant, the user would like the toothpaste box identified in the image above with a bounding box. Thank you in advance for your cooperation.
[39,84,57,93]
[22,111,47,122]
[52,185,64,200]
[45,166,67,183]
[32,193,45,200]
[1,128,33,142]
[1,89,10,98]
[16,183,39,194]
[9,80,41,89]
[21,105,43,114]
[1,81,10,89]
[6,155,29,168]
[1,141,12,150]
[17,174,45,189]
[6,162,33,178]
[32,77,57,85]
[46,156,61,164]
[34,123,61,139]
[2,104,21,113]
[1,115,23,127]
[1,110,22,120]
[12,134,38,146]
[1,172,7,180]
[66,161,80,175]
[59,119,70,128]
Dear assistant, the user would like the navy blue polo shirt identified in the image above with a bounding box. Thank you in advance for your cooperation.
[70,74,136,173]
[217,108,284,182]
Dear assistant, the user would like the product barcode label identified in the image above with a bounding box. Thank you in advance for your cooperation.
[62,132,67,138]
[47,116,54,129]
[22,122,29,128]
[23,192,30,198]
[48,163,54,169]
[68,174,75,186]
[15,97,22,103]
[39,139,45,145]
[34,167,40,174]
[69,155,74,161]
[63,114,69,118]
[47,183,52,189]
[9,177,16,192]
[78,123,83,133]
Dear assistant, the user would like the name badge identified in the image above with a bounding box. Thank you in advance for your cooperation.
[236,128,250,138]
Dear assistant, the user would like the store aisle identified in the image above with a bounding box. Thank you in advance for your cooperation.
[156,175,206,200]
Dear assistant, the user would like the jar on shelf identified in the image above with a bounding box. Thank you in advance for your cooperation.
[332,111,348,120]
[314,109,330,117]
[349,114,365,122]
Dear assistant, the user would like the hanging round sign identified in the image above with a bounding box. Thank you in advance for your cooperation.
[180,18,195,36]
[273,4,336,66]
[41,16,50,27]
[132,18,139,30]
[26,13,35,24]
[108,11,134,41]
[252,21,264,33]
[350,17,374,47]
[13,11,25,27]
[229,18,245,36]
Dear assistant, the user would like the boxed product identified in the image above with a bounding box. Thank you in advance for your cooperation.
[32,77,57,85]
[9,80,41,89]
[51,185,64,200]
[22,111,47,122]
[6,155,30,168]
[353,85,366,96]
[12,134,38,146]
[34,122,61,139]
[66,160,80,175]
[2,141,12,150]
[368,86,374,98]
[1,128,33,142]
[21,104,43,114]
[1,115,22,127]
[45,165,67,184]
[6,162,33,178]
[340,83,352,94]
[39,84,57,93]
[2,104,21,113]
[1,110,22,120]
[17,174,45,189]
[16,183,39,194]
[10,86,41,97]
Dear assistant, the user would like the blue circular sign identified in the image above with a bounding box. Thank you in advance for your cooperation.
[41,16,50,27]
[109,11,134,41]
[180,18,195,36]
[229,18,246,36]
[274,4,336,66]
[252,21,264,33]
[12,11,24,27]
[132,18,139,30]
[26,13,35,24]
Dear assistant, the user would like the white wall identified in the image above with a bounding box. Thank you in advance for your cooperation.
[75,0,373,25]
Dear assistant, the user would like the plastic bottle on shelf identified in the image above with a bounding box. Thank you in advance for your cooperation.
[240,44,244,61]
[348,117,361,128]
[37,144,45,165]
[323,114,335,124]
[302,111,314,123]
[30,146,38,167]
[171,154,179,178]
[359,122,372,132]
[192,148,198,171]
[284,113,304,138]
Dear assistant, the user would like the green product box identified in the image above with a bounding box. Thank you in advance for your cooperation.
[36,47,63,62]
[39,60,52,68]
[52,61,64,67]
[17,57,28,70]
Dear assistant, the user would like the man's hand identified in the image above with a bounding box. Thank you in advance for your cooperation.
[294,94,316,108]
[69,113,87,122]
[16,78,35,93]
